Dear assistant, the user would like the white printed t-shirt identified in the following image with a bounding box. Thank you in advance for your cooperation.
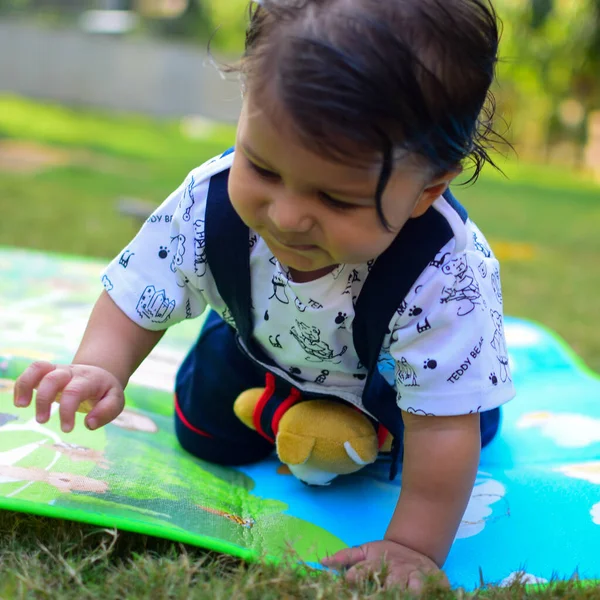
[102,151,515,418]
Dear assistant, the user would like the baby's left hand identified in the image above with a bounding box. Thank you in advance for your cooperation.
[321,540,449,593]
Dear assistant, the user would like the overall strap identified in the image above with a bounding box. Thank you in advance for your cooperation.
[353,189,467,372]
[353,189,468,478]
[204,164,341,442]
[204,167,254,344]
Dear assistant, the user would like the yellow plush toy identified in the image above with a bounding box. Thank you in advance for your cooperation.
[234,388,392,485]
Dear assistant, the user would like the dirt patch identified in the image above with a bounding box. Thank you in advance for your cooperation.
[0,140,71,174]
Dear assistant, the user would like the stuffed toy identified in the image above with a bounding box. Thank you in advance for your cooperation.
[234,388,392,485]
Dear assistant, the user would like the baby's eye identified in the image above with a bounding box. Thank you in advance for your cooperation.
[319,192,359,211]
[248,160,281,181]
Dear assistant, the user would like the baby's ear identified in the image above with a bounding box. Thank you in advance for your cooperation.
[233,388,265,430]
[411,168,462,218]
[277,432,316,465]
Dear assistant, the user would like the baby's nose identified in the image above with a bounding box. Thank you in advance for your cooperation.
[268,193,313,233]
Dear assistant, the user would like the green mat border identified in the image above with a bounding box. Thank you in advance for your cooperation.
[0,494,281,566]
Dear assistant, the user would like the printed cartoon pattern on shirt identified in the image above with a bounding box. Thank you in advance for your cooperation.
[169,235,186,273]
[136,285,175,324]
[270,274,290,304]
[440,254,482,316]
[119,250,134,269]
[446,337,485,385]
[491,266,503,304]
[430,251,452,270]
[396,357,419,387]
[294,297,307,312]
[315,370,330,384]
[101,275,113,292]
[416,317,432,334]
[478,260,488,279]
[335,312,348,329]
[168,234,189,288]
[269,334,283,349]
[423,358,438,370]
[180,175,196,222]
[490,309,510,382]
[396,300,408,317]
[473,231,492,258]
[406,407,435,416]
[341,269,361,296]
[290,320,348,363]
[193,220,207,277]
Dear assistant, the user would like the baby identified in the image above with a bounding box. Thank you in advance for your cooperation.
[14,0,515,591]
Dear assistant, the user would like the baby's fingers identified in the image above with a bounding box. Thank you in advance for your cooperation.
[14,361,57,408]
[84,389,125,431]
[58,375,104,433]
[32,367,74,424]
[321,546,367,569]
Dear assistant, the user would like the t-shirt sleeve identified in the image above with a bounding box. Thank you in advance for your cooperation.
[379,245,515,416]
[101,166,215,331]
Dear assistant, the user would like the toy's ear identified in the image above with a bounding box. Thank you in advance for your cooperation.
[277,432,316,466]
[344,438,378,466]
[233,388,265,431]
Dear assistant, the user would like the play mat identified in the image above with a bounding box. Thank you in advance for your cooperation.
[1,246,599,589]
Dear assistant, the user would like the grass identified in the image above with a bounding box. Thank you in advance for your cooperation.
[1,511,597,600]
[0,94,600,598]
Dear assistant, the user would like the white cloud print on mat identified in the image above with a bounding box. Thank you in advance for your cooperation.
[456,475,508,539]
[557,464,600,527]
[517,412,600,448]
[557,462,600,485]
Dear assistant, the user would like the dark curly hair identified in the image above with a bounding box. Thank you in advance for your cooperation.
[230,0,505,228]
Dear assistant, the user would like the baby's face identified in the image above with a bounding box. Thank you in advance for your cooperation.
[228,92,450,281]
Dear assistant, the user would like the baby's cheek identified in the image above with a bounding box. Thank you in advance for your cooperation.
[230,183,261,224]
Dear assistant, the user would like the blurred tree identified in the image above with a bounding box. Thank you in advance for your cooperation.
[142,0,211,40]
[205,0,249,53]
[1,0,597,165]
[135,0,187,19]
[496,0,600,163]
[135,0,248,51]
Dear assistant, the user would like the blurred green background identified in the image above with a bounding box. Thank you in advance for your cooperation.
[0,0,599,374]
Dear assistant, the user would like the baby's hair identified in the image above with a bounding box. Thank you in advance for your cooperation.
[231,0,505,228]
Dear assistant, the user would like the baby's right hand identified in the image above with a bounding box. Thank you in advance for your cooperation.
[13,361,125,433]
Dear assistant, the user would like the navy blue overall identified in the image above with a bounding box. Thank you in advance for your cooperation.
[174,153,500,479]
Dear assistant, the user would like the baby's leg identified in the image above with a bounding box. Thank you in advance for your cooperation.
[174,310,274,466]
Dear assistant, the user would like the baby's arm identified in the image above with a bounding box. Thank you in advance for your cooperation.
[387,411,480,564]
[323,411,481,591]
[72,291,165,387]
[14,291,165,432]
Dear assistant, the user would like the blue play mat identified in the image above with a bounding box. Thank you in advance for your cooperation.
[0,247,599,590]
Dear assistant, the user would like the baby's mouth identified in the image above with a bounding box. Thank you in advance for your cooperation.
[270,234,318,252]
